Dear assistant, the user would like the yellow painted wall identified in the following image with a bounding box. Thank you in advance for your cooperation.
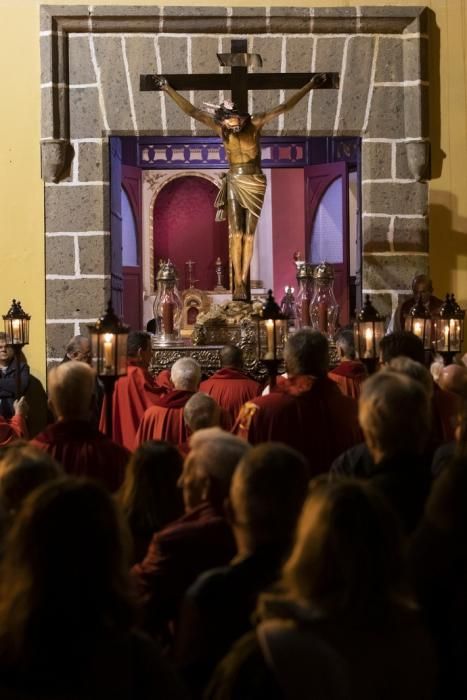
[0,0,466,382]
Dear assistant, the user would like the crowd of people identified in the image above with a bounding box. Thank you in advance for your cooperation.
[0,321,466,698]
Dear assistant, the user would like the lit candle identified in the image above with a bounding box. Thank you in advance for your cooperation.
[265,319,275,360]
[444,324,450,349]
[365,327,373,358]
[413,321,423,338]
[103,332,114,369]
[11,319,20,343]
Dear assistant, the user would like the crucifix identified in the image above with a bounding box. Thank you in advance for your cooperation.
[141,40,339,302]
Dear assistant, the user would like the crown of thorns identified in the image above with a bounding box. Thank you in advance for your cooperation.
[203,100,249,122]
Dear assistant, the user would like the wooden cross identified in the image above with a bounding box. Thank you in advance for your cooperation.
[140,39,339,111]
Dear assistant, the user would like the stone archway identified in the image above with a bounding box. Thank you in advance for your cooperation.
[40,5,431,364]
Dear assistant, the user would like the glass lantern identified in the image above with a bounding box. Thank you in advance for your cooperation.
[255,290,288,386]
[405,295,432,350]
[295,262,314,328]
[310,262,339,340]
[87,301,129,378]
[3,299,30,347]
[433,293,465,364]
[280,286,298,331]
[153,260,183,345]
[354,295,386,373]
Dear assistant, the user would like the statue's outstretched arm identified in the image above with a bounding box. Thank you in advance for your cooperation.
[155,77,220,133]
[253,73,329,128]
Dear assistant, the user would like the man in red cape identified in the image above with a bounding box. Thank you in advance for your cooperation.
[200,345,261,429]
[328,328,367,399]
[31,362,129,491]
[135,357,201,448]
[235,330,361,476]
[99,331,166,450]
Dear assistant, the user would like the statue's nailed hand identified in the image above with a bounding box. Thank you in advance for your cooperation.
[153,75,169,91]
[311,73,329,88]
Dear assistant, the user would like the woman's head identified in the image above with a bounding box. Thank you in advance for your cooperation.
[0,478,132,661]
[283,480,403,614]
[118,440,183,535]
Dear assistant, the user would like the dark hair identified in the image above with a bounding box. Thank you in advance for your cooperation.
[379,331,425,365]
[0,444,62,514]
[232,443,310,553]
[214,103,249,124]
[220,345,243,369]
[284,329,329,377]
[117,441,183,540]
[284,480,404,613]
[127,331,151,358]
[0,479,133,673]
[335,327,356,360]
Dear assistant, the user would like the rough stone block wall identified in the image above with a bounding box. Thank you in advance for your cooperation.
[40,5,430,360]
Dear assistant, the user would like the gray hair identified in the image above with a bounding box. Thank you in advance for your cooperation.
[189,427,250,498]
[48,361,95,420]
[284,329,329,378]
[170,357,201,391]
[184,393,221,432]
[359,371,430,459]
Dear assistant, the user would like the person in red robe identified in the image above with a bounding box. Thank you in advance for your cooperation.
[0,397,28,447]
[155,368,173,391]
[135,357,201,448]
[131,427,250,637]
[99,331,166,450]
[31,362,129,491]
[200,346,261,429]
[235,330,361,476]
[328,327,367,399]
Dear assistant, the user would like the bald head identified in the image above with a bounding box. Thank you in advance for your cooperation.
[48,361,96,420]
[438,364,467,399]
[64,335,92,365]
[184,393,221,433]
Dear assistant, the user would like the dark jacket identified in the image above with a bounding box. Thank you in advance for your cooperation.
[0,361,29,419]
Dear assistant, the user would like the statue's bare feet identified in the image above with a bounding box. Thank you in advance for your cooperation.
[233,281,248,301]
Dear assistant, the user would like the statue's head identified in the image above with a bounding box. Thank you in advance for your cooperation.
[205,100,250,132]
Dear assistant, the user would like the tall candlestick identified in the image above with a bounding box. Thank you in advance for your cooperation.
[265,319,275,360]
[103,333,113,369]
[162,301,174,335]
[301,301,311,326]
[318,302,328,333]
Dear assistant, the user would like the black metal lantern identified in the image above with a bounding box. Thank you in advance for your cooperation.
[433,293,465,364]
[255,290,288,386]
[353,295,385,373]
[87,301,129,438]
[404,295,432,350]
[87,301,129,378]
[3,300,31,399]
[3,299,30,347]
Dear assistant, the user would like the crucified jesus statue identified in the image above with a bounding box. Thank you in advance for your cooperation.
[156,73,328,301]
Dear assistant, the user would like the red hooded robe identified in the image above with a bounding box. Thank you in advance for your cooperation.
[135,390,196,447]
